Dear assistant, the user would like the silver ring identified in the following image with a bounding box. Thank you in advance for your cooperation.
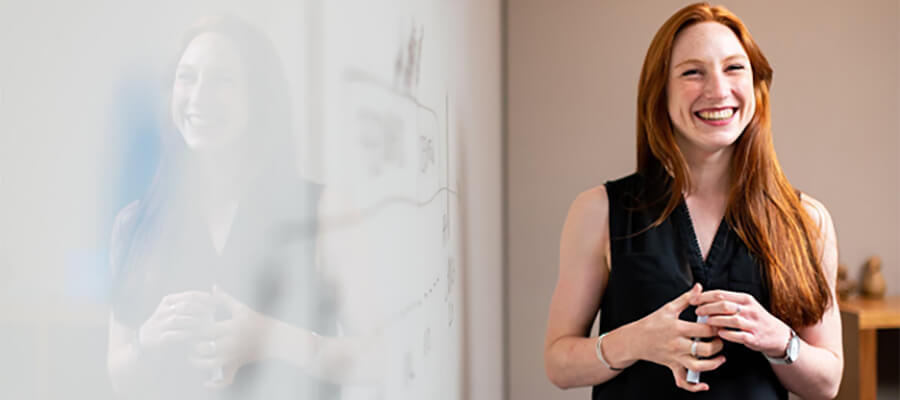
[735,305,741,315]
[690,340,699,358]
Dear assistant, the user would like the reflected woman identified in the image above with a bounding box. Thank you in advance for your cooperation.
[106,16,338,399]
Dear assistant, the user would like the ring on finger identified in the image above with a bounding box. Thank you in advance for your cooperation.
[735,304,741,315]
[690,339,699,358]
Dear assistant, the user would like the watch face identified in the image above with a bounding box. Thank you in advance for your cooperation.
[787,334,799,360]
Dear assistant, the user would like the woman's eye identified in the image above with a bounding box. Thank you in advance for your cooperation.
[681,69,700,77]
[726,64,745,71]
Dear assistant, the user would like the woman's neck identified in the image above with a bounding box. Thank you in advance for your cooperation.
[680,144,733,200]
[190,148,248,206]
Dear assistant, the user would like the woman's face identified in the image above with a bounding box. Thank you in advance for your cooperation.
[666,22,755,156]
[171,32,250,151]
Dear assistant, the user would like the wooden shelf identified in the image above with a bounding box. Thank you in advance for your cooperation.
[839,296,900,330]
[836,295,900,400]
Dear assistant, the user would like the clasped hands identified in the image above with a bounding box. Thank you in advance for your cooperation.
[137,286,269,388]
[629,283,793,392]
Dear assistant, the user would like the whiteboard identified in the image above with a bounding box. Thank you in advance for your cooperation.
[0,0,480,399]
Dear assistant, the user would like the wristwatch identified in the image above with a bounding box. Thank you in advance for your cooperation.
[765,328,799,365]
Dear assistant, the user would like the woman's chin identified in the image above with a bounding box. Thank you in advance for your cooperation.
[677,131,740,156]
[181,130,239,151]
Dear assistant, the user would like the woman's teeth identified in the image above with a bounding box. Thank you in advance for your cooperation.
[697,108,734,121]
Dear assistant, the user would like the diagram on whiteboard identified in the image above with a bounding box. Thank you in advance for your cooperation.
[314,1,465,399]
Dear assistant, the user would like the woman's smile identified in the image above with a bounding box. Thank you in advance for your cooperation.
[694,106,738,126]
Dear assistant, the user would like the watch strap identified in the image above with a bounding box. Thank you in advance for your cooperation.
[765,328,797,365]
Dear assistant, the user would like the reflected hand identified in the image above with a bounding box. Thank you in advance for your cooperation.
[139,291,217,357]
[633,283,726,392]
[692,290,792,358]
[190,285,271,389]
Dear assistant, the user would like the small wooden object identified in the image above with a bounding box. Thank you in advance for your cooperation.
[860,256,886,300]
[837,262,857,301]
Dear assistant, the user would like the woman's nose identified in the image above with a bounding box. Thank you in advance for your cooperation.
[703,71,730,99]
[188,76,214,106]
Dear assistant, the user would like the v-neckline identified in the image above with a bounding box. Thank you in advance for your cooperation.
[207,201,240,256]
[676,199,729,273]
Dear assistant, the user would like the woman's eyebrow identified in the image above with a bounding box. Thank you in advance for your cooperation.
[723,54,749,63]
[673,58,704,69]
[673,54,748,69]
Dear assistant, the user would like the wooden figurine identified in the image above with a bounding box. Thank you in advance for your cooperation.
[836,262,856,301]
[860,256,886,299]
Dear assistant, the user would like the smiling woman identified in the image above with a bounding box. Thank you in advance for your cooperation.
[105,16,338,399]
[667,22,755,154]
[171,32,251,150]
[544,3,843,400]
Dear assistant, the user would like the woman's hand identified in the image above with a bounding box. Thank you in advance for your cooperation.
[138,291,217,357]
[691,290,792,359]
[633,283,726,392]
[190,286,272,389]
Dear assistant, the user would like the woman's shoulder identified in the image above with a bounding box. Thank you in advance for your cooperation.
[570,173,642,213]
[796,191,833,231]
[600,172,646,205]
[604,172,643,187]
[571,185,609,217]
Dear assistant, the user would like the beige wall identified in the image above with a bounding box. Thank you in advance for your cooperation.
[506,1,900,399]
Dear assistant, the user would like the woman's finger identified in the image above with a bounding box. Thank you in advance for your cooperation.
[189,355,223,370]
[161,292,215,310]
[666,283,703,315]
[670,366,709,392]
[705,315,747,331]
[690,290,752,307]
[717,328,756,347]
[189,338,234,366]
[169,301,216,318]
[681,355,727,372]
[163,314,212,332]
[203,365,237,389]
[191,338,222,358]
[695,300,741,317]
[156,330,196,346]
[695,338,725,358]
[677,320,718,338]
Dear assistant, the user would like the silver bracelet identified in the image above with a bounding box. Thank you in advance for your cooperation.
[595,332,623,371]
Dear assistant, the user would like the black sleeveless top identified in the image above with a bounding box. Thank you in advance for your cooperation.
[110,179,339,400]
[592,173,788,399]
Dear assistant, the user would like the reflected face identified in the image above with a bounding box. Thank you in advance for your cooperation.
[667,22,755,155]
[171,33,249,150]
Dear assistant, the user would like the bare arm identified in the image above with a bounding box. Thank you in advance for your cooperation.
[694,193,843,399]
[105,202,151,398]
[545,186,724,391]
[107,315,151,398]
[261,317,383,385]
[770,194,843,399]
[544,186,617,388]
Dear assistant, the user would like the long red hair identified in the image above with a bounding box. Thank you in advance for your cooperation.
[636,3,830,328]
